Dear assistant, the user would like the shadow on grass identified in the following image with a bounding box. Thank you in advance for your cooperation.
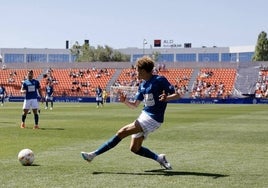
[93,169,228,179]
[21,164,41,167]
[22,127,64,130]
[40,128,64,131]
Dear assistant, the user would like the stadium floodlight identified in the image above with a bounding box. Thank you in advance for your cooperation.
[143,39,147,55]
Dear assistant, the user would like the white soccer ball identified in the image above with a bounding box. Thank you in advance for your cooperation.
[18,148,35,166]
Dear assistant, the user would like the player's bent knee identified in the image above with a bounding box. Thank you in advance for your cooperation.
[130,145,140,153]
[130,148,138,153]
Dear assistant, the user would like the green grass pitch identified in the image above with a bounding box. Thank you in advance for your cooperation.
[0,102,267,188]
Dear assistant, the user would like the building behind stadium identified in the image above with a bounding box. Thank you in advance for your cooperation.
[0,41,255,63]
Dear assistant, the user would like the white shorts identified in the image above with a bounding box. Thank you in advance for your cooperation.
[96,96,102,101]
[132,111,161,139]
[0,94,4,99]
[22,99,39,110]
[46,96,53,101]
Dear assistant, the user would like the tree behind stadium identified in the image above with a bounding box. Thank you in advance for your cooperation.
[252,31,268,61]
[70,41,130,62]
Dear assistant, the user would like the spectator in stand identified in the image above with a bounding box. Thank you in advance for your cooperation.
[7,71,16,83]
[226,90,232,99]
[113,80,121,86]
[104,68,110,76]
[71,86,76,92]
[76,86,81,92]
[95,72,101,78]
[2,64,6,70]
[255,89,263,98]
[254,68,268,98]
[8,76,15,83]
[264,89,268,98]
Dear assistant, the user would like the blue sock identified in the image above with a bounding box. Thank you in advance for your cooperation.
[134,146,158,161]
[34,114,39,125]
[95,135,122,155]
[22,115,26,122]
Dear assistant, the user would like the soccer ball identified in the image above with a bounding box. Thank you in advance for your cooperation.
[18,149,35,166]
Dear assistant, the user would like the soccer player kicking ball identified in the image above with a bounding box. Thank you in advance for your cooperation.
[81,56,181,169]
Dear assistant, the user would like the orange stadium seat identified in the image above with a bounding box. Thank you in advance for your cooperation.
[0,69,42,96]
[158,68,193,87]
[116,68,193,91]
[1,66,238,99]
[41,68,115,97]
[194,68,237,98]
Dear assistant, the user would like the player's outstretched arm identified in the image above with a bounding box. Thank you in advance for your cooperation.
[159,90,181,102]
[20,87,26,94]
[119,92,140,109]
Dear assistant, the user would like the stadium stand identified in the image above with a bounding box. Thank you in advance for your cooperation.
[41,68,115,97]
[191,68,236,98]
[254,66,268,98]
[1,61,268,99]
[0,69,42,96]
[157,68,193,92]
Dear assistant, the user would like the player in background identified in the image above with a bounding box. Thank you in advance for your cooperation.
[0,83,7,106]
[95,85,103,108]
[20,70,43,129]
[81,56,181,169]
[45,82,54,110]
[102,88,108,104]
